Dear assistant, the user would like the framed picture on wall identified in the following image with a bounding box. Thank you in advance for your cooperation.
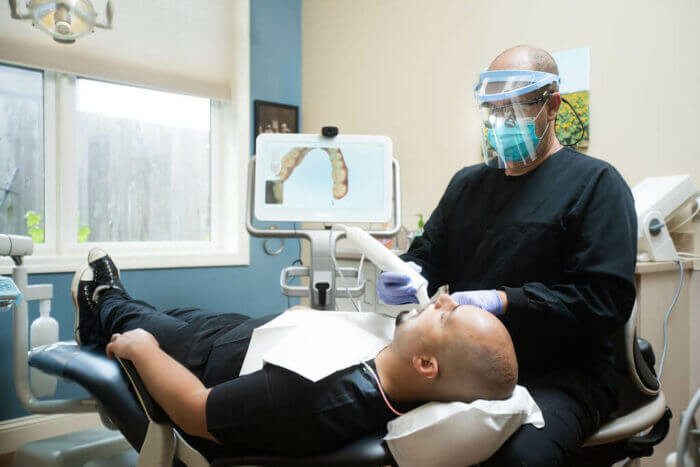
[254,100,299,153]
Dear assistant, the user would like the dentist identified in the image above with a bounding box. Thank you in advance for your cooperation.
[377,45,637,466]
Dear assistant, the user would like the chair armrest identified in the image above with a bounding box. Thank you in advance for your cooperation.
[584,392,667,447]
[115,357,171,424]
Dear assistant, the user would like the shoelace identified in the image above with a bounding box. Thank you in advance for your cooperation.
[94,258,117,285]
[80,282,95,308]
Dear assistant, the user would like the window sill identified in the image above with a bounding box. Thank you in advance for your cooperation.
[0,249,250,275]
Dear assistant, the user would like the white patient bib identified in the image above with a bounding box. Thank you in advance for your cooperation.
[239,310,394,381]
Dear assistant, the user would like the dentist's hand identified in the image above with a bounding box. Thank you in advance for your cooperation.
[377,261,423,305]
[450,290,507,316]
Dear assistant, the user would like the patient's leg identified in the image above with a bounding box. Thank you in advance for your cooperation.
[81,248,245,374]
[96,288,205,368]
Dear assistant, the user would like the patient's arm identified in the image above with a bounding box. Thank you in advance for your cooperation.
[105,329,217,442]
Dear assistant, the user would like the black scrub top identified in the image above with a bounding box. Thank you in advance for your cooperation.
[402,148,637,403]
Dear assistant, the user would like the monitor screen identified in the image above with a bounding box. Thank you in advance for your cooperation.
[254,134,393,223]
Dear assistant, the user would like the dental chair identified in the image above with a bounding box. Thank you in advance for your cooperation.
[9,135,670,465]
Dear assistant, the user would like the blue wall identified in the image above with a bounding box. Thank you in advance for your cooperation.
[0,0,302,422]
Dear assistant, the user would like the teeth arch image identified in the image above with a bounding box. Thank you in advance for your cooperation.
[276,147,349,199]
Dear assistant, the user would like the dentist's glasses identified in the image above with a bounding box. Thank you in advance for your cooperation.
[479,93,550,128]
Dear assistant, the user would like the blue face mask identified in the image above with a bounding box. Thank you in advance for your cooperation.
[486,102,548,163]
[487,121,541,162]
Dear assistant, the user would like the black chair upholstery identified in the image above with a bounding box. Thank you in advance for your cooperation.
[212,432,394,467]
[29,342,150,451]
[634,337,660,391]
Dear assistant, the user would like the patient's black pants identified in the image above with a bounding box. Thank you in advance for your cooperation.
[93,288,274,382]
[479,370,613,467]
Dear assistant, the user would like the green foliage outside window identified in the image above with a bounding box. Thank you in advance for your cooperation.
[24,210,92,244]
[24,210,44,244]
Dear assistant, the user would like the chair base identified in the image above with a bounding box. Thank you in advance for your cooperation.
[12,426,134,467]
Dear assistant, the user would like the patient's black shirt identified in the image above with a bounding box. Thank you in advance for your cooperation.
[402,148,637,416]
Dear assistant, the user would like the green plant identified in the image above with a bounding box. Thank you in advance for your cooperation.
[78,225,91,243]
[24,210,44,244]
[77,212,92,243]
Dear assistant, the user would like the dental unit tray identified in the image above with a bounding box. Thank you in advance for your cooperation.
[246,131,402,310]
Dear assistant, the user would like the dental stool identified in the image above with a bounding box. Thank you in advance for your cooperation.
[577,304,671,465]
[25,304,669,467]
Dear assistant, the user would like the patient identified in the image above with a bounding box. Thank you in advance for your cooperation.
[72,249,517,459]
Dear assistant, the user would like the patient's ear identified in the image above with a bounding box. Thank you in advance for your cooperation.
[411,355,439,380]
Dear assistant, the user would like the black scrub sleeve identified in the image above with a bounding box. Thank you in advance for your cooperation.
[501,166,637,338]
[401,171,464,296]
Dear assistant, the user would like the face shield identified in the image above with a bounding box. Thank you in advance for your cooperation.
[474,70,561,169]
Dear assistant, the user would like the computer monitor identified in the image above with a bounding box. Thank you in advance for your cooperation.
[254,134,393,223]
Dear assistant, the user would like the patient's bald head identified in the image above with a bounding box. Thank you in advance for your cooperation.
[391,295,517,402]
[436,305,517,400]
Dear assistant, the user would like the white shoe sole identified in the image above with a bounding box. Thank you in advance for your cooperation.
[71,265,91,346]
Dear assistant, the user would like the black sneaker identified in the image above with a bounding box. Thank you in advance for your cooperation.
[88,248,124,303]
[71,266,97,346]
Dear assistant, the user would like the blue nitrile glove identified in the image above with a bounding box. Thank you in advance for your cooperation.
[450,289,504,315]
[377,261,423,305]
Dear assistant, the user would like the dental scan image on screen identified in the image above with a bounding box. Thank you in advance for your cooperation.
[255,134,392,222]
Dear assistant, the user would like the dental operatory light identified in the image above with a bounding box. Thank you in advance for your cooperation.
[8,0,113,44]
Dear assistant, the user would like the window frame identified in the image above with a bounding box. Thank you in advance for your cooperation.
[0,67,250,274]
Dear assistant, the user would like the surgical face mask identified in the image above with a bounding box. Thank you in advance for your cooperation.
[487,101,549,163]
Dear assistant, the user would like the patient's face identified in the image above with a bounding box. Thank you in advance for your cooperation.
[392,294,473,355]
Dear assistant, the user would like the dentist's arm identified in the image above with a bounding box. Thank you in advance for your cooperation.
[106,329,217,442]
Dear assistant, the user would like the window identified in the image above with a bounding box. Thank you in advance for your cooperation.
[76,79,211,243]
[0,64,44,243]
[0,63,249,273]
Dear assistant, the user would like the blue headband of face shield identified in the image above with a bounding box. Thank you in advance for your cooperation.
[474,70,561,103]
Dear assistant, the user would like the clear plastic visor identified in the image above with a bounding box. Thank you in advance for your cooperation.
[474,70,560,169]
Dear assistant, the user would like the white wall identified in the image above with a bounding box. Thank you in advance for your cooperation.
[302,0,700,230]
